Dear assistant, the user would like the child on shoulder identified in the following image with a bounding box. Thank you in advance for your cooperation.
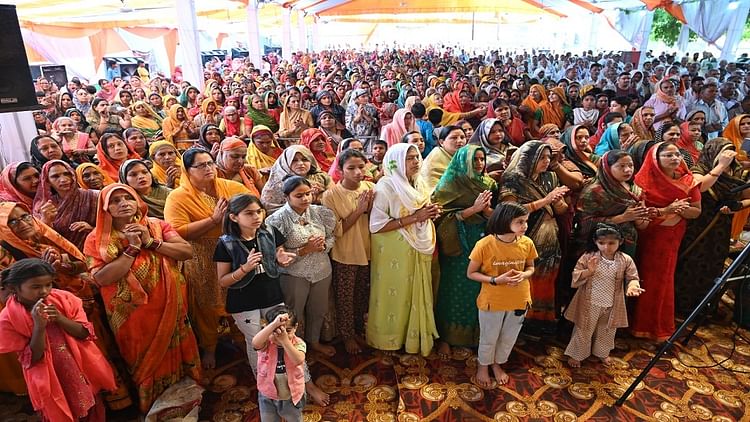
[564,223,644,368]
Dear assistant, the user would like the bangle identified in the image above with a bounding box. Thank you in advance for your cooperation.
[152,239,163,251]
[231,271,241,282]
[124,245,141,257]
[708,171,721,178]
[144,238,154,249]
[397,218,404,228]
[528,201,538,212]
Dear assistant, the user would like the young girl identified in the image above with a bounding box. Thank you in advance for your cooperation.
[564,224,644,368]
[467,202,537,387]
[0,258,116,422]
[251,306,307,422]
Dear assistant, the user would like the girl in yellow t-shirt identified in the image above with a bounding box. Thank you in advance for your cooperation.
[467,202,538,388]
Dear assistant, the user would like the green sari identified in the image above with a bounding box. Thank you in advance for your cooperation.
[432,145,497,346]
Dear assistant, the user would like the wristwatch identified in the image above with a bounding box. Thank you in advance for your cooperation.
[489,276,497,286]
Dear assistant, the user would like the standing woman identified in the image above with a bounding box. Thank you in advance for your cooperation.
[367,143,440,357]
[432,145,496,356]
[261,145,332,213]
[164,148,249,368]
[85,184,200,413]
[676,139,747,315]
[500,141,570,331]
[120,159,173,220]
[0,162,40,208]
[33,160,98,251]
[721,114,750,240]
[631,142,701,341]
[421,125,468,193]
[469,118,513,181]
[216,137,265,196]
[96,133,141,182]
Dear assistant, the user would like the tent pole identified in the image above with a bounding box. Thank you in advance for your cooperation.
[282,7,292,60]
[720,1,750,61]
[175,0,203,88]
[245,0,263,68]
[472,12,476,41]
[297,10,307,53]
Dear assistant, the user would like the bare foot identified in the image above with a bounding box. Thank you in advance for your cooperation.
[306,381,330,406]
[567,357,581,368]
[600,356,613,366]
[475,364,493,388]
[311,342,336,357]
[436,342,451,360]
[491,363,509,385]
[201,350,216,369]
[344,337,362,355]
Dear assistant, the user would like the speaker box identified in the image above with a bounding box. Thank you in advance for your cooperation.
[0,5,38,113]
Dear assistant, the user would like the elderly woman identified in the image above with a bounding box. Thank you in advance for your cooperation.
[130,100,163,141]
[0,162,40,208]
[29,135,68,169]
[75,163,113,190]
[345,89,380,138]
[161,104,198,150]
[261,145,332,213]
[95,133,141,181]
[218,106,248,139]
[33,160,99,251]
[149,140,183,189]
[163,148,249,368]
[215,137,264,196]
[119,159,172,220]
[84,184,200,413]
[52,116,95,165]
[644,79,686,131]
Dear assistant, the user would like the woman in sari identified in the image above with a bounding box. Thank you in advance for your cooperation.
[193,98,222,128]
[644,78,685,131]
[519,84,547,137]
[278,95,314,140]
[215,137,264,196]
[630,106,656,141]
[149,140,183,189]
[163,148,249,368]
[119,159,173,220]
[421,125,468,193]
[264,91,282,123]
[196,123,224,157]
[675,138,748,316]
[130,100,163,141]
[468,118,513,182]
[535,87,572,134]
[76,163,114,190]
[261,145,332,213]
[722,114,750,239]
[0,201,133,410]
[300,128,336,173]
[33,160,98,251]
[84,184,200,413]
[124,128,151,160]
[367,143,439,356]
[52,116,95,165]
[381,108,417,147]
[318,110,354,151]
[432,145,496,356]
[0,162,39,208]
[161,104,198,150]
[676,121,703,167]
[96,133,141,181]
[500,141,569,332]
[310,90,346,128]
[631,142,701,341]
[218,106,247,139]
[30,134,69,169]
[245,94,279,134]
[245,125,283,178]
[178,86,201,119]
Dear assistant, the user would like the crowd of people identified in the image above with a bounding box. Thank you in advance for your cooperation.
[2,45,750,421]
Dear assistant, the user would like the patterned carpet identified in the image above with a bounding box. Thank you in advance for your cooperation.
[3,323,750,421]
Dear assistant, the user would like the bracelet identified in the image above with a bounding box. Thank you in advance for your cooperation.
[708,171,721,178]
[153,239,163,251]
[124,245,141,257]
[489,276,497,286]
[230,271,241,282]
[397,218,404,228]
[144,238,154,249]
[528,201,538,212]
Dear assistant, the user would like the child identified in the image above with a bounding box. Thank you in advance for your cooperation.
[467,202,537,387]
[564,224,644,368]
[0,258,116,421]
[573,91,599,131]
[252,306,307,422]
[370,139,388,173]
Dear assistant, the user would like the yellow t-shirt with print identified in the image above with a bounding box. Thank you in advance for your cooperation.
[469,235,538,312]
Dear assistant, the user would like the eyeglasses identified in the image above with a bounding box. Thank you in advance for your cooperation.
[8,214,33,228]
[191,161,216,170]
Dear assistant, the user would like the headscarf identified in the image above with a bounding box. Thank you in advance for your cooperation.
[245,125,282,170]
[537,86,569,128]
[52,117,89,156]
[130,100,163,134]
[197,123,224,152]
[594,122,623,156]
[630,106,656,141]
[653,78,678,106]
[561,125,598,178]
[95,134,141,181]
[677,121,701,164]
[441,84,472,113]
[634,143,696,208]
[245,95,279,132]
[299,128,335,172]
[118,159,171,220]
[433,145,497,223]
[423,93,461,127]
[381,108,416,147]
[159,104,187,144]
[693,138,744,195]
[369,143,435,254]
[29,135,72,169]
[722,114,750,162]
[0,162,37,208]
[468,118,511,171]
[628,139,658,174]
[148,140,183,187]
[75,163,114,190]
[502,141,558,222]
[520,84,548,114]
[261,145,324,212]
[280,95,312,136]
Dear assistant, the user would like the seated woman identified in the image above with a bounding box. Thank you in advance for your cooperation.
[197,123,225,158]
[0,162,40,209]
[381,109,417,147]
[261,145,332,213]
[162,104,198,150]
[96,133,141,182]
[317,110,353,151]
[33,160,98,251]
[124,128,150,160]
[215,137,264,196]
[193,98,222,128]
[244,94,279,134]
[30,135,69,170]
[75,163,113,190]
[218,106,248,139]
[84,184,200,413]
[130,100,163,142]
[300,128,336,173]
[119,159,173,220]
[87,98,131,137]
[149,140,183,189]
[52,116,95,165]
[245,125,283,178]
[278,96,313,143]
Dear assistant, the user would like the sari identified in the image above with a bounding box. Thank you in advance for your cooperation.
[0,202,132,410]
[561,125,598,180]
[261,145,331,213]
[675,138,745,316]
[163,157,249,356]
[75,163,114,190]
[196,123,224,152]
[423,93,461,127]
[632,144,700,340]
[677,121,701,167]
[95,138,140,182]
[441,82,473,113]
[216,137,263,196]
[33,160,98,251]
[432,145,497,346]
[468,118,512,174]
[245,125,283,171]
[130,100,163,140]
[536,87,571,129]
[643,78,685,130]
[149,141,183,188]
[0,162,36,208]
[278,96,314,138]
[420,146,454,194]
[245,97,279,133]
[367,143,438,356]
[118,159,172,220]
[630,106,656,141]
[721,114,750,238]
[161,104,193,147]
[193,98,222,128]
[84,184,200,413]
[594,122,623,156]
[300,128,335,172]
[380,108,416,147]
[501,141,562,324]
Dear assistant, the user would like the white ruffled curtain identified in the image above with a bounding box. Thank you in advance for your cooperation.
[21,29,98,79]
[604,9,654,50]
[0,111,38,168]
[680,0,735,44]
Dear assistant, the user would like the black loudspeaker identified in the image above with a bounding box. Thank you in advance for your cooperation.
[0,5,39,113]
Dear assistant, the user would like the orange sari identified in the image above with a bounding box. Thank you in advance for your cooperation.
[722,114,750,238]
[84,184,200,412]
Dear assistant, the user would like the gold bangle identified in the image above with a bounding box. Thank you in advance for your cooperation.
[528,201,538,212]
[231,271,241,282]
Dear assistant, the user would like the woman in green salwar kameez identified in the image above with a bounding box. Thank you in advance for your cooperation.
[432,145,497,356]
[367,143,440,357]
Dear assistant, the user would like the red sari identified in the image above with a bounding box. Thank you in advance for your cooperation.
[84,184,201,412]
[632,145,700,340]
